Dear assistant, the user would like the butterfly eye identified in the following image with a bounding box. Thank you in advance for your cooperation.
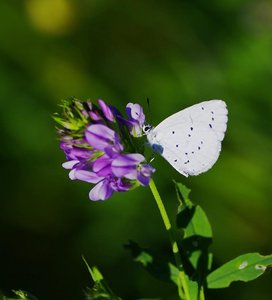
[143,125,152,133]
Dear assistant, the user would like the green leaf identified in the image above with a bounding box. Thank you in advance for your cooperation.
[125,240,178,285]
[175,182,212,239]
[174,182,212,267]
[83,257,122,300]
[186,279,199,300]
[207,253,272,289]
[1,290,38,300]
[174,181,191,205]
[174,181,213,299]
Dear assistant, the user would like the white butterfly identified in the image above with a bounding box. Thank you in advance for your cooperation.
[143,100,228,177]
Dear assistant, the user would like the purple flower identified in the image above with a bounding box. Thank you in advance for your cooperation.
[89,111,102,122]
[55,99,156,202]
[89,176,131,201]
[111,153,144,178]
[60,138,94,179]
[60,141,92,161]
[85,124,123,154]
[92,154,113,177]
[62,156,94,180]
[137,164,155,186]
[98,99,115,122]
[74,170,131,201]
[74,169,113,200]
[90,178,114,201]
[74,170,103,183]
[126,103,145,137]
[62,160,81,180]
[112,153,155,186]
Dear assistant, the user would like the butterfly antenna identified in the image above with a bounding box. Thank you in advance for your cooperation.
[146,97,153,124]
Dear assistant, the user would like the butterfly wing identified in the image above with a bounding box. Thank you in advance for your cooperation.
[147,100,228,176]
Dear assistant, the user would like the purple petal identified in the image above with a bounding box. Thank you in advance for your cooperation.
[74,170,104,183]
[137,164,155,186]
[62,160,79,169]
[137,173,150,185]
[111,178,131,192]
[60,140,73,151]
[104,145,123,158]
[98,99,115,122]
[126,103,145,123]
[114,153,145,166]
[125,103,145,137]
[92,155,112,176]
[114,165,137,179]
[85,124,114,149]
[69,169,77,180]
[113,153,145,166]
[69,147,92,160]
[89,111,102,121]
[129,121,142,137]
[89,179,114,201]
[85,124,123,152]
[112,153,145,178]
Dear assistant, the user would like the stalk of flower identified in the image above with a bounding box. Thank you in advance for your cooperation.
[54,98,155,201]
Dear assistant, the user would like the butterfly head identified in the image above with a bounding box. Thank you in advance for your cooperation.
[142,124,152,135]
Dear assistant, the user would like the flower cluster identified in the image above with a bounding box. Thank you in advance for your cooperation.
[54,99,155,201]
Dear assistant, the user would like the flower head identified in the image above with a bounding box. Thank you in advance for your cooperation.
[126,103,145,137]
[111,153,154,185]
[55,98,155,201]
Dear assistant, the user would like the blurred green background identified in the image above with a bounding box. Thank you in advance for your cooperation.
[0,0,272,299]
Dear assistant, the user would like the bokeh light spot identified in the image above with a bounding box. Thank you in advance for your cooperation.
[25,0,75,35]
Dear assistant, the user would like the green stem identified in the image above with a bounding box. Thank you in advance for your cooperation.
[149,179,192,300]
[199,287,205,300]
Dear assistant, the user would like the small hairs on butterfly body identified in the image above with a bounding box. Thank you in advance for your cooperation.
[145,100,228,177]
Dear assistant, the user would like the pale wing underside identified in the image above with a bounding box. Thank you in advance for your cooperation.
[147,100,228,176]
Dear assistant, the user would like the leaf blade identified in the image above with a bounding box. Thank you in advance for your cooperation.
[207,252,272,289]
[83,257,122,300]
